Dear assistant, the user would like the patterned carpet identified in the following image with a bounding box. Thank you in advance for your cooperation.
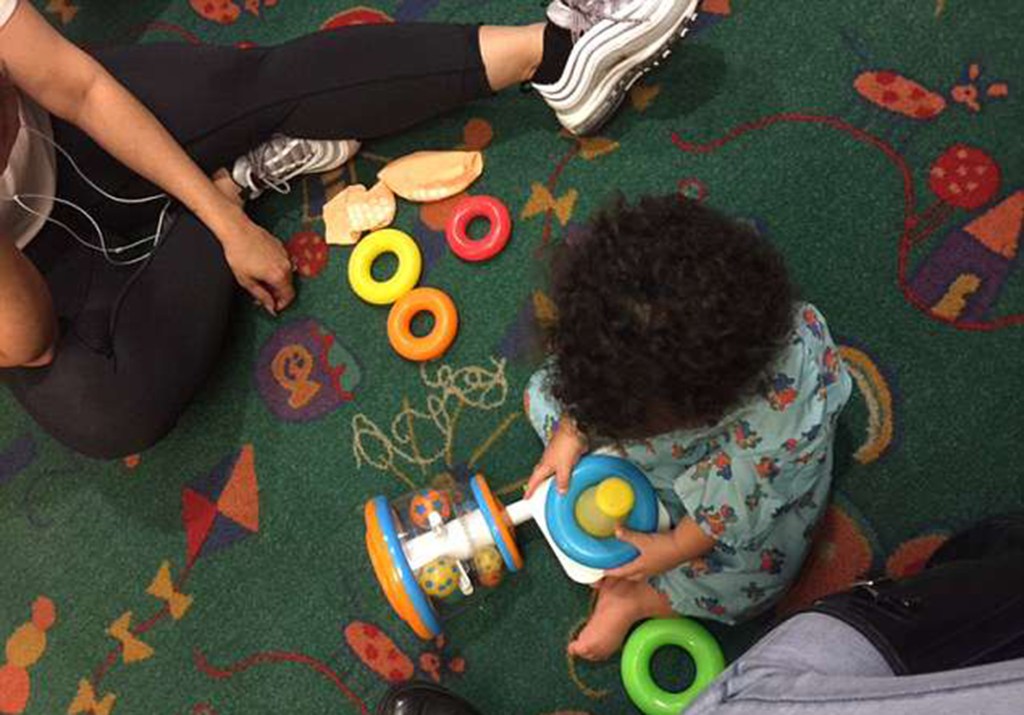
[1,1,1022,714]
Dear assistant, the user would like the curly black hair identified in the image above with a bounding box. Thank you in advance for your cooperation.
[548,195,796,440]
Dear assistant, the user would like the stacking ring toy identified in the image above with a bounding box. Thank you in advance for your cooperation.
[348,228,422,305]
[545,455,659,570]
[621,618,726,715]
[387,287,459,362]
[470,474,523,572]
[445,195,511,262]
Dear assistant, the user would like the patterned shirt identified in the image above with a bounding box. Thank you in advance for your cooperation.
[525,303,853,622]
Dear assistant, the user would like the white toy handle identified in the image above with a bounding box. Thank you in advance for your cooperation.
[404,509,494,571]
[398,477,670,583]
[505,499,533,527]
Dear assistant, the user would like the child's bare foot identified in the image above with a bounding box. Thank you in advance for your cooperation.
[568,577,673,661]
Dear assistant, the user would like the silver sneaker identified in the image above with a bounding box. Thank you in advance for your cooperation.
[232,135,361,198]
[533,0,701,136]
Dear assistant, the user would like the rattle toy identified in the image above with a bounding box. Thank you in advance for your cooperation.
[347,228,422,305]
[364,454,671,639]
[387,287,459,362]
[621,618,725,715]
[445,195,512,262]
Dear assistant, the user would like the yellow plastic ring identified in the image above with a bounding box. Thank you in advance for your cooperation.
[347,228,422,305]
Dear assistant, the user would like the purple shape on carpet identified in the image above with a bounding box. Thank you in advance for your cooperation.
[564,221,589,247]
[188,452,236,502]
[199,513,255,559]
[496,297,545,364]
[395,0,440,21]
[255,318,361,423]
[307,178,328,219]
[909,228,1015,322]
[413,219,450,279]
[689,16,720,36]
[450,463,474,484]
[736,216,769,237]
[0,433,36,486]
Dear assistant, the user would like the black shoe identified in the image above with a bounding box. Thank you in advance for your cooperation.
[927,512,1024,568]
[376,682,483,715]
[808,538,1024,675]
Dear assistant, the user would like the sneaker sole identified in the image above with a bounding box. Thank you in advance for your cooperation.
[546,1,701,136]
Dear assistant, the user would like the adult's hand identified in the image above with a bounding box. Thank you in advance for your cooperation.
[1,2,295,317]
[216,209,295,315]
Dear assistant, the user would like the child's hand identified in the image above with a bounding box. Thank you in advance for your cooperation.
[525,418,588,498]
[606,519,716,581]
[605,529,688,581]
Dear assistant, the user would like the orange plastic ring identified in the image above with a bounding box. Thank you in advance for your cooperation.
[387,287,459,362]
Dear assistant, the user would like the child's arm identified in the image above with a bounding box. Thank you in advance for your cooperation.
[524,416,588,497]
[604,518,716,581]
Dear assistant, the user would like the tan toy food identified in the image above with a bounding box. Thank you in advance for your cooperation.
[378,151,484,203]
[323,181,397,246]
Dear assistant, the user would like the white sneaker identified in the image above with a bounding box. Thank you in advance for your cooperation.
[533,0,701,136]
[232,135,361,199]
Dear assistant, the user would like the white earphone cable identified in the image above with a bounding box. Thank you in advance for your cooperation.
[1,126,171,265]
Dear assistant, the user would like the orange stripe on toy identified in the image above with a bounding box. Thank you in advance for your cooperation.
[472,475,523,570]
[364,502,433,640]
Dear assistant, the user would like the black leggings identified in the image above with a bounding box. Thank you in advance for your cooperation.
[4,24,491,459]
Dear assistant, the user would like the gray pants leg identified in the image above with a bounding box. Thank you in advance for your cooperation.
[685,613,1024,715]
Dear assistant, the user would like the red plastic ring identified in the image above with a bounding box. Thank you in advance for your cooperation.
[445,195,512,262]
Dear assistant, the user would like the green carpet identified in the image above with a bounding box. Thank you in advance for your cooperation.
[2,2,1022,714]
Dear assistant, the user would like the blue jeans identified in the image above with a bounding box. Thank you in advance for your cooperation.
[685,613,1024,714]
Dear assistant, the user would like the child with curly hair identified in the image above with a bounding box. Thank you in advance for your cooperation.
[524,195,852,660]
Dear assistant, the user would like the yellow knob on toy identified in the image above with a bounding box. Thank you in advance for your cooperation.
[575,477,635,538]
[596,477,635,518]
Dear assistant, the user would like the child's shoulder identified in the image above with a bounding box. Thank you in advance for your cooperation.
[722,303,849,450]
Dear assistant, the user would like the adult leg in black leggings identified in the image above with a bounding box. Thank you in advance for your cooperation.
[4,23,542,459]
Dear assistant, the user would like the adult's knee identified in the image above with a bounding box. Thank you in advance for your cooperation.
[56,394,181,459]
[7,339,187,460]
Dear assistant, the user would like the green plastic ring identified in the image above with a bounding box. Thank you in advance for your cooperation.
[620,618,726,715]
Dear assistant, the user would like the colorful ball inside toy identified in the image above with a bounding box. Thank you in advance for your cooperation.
[418,558,460,599]
[409,489,453,530]
[473,546,505,588]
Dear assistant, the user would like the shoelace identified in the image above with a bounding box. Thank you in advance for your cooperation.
[244,137,317,195]
[561,0,640,41]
